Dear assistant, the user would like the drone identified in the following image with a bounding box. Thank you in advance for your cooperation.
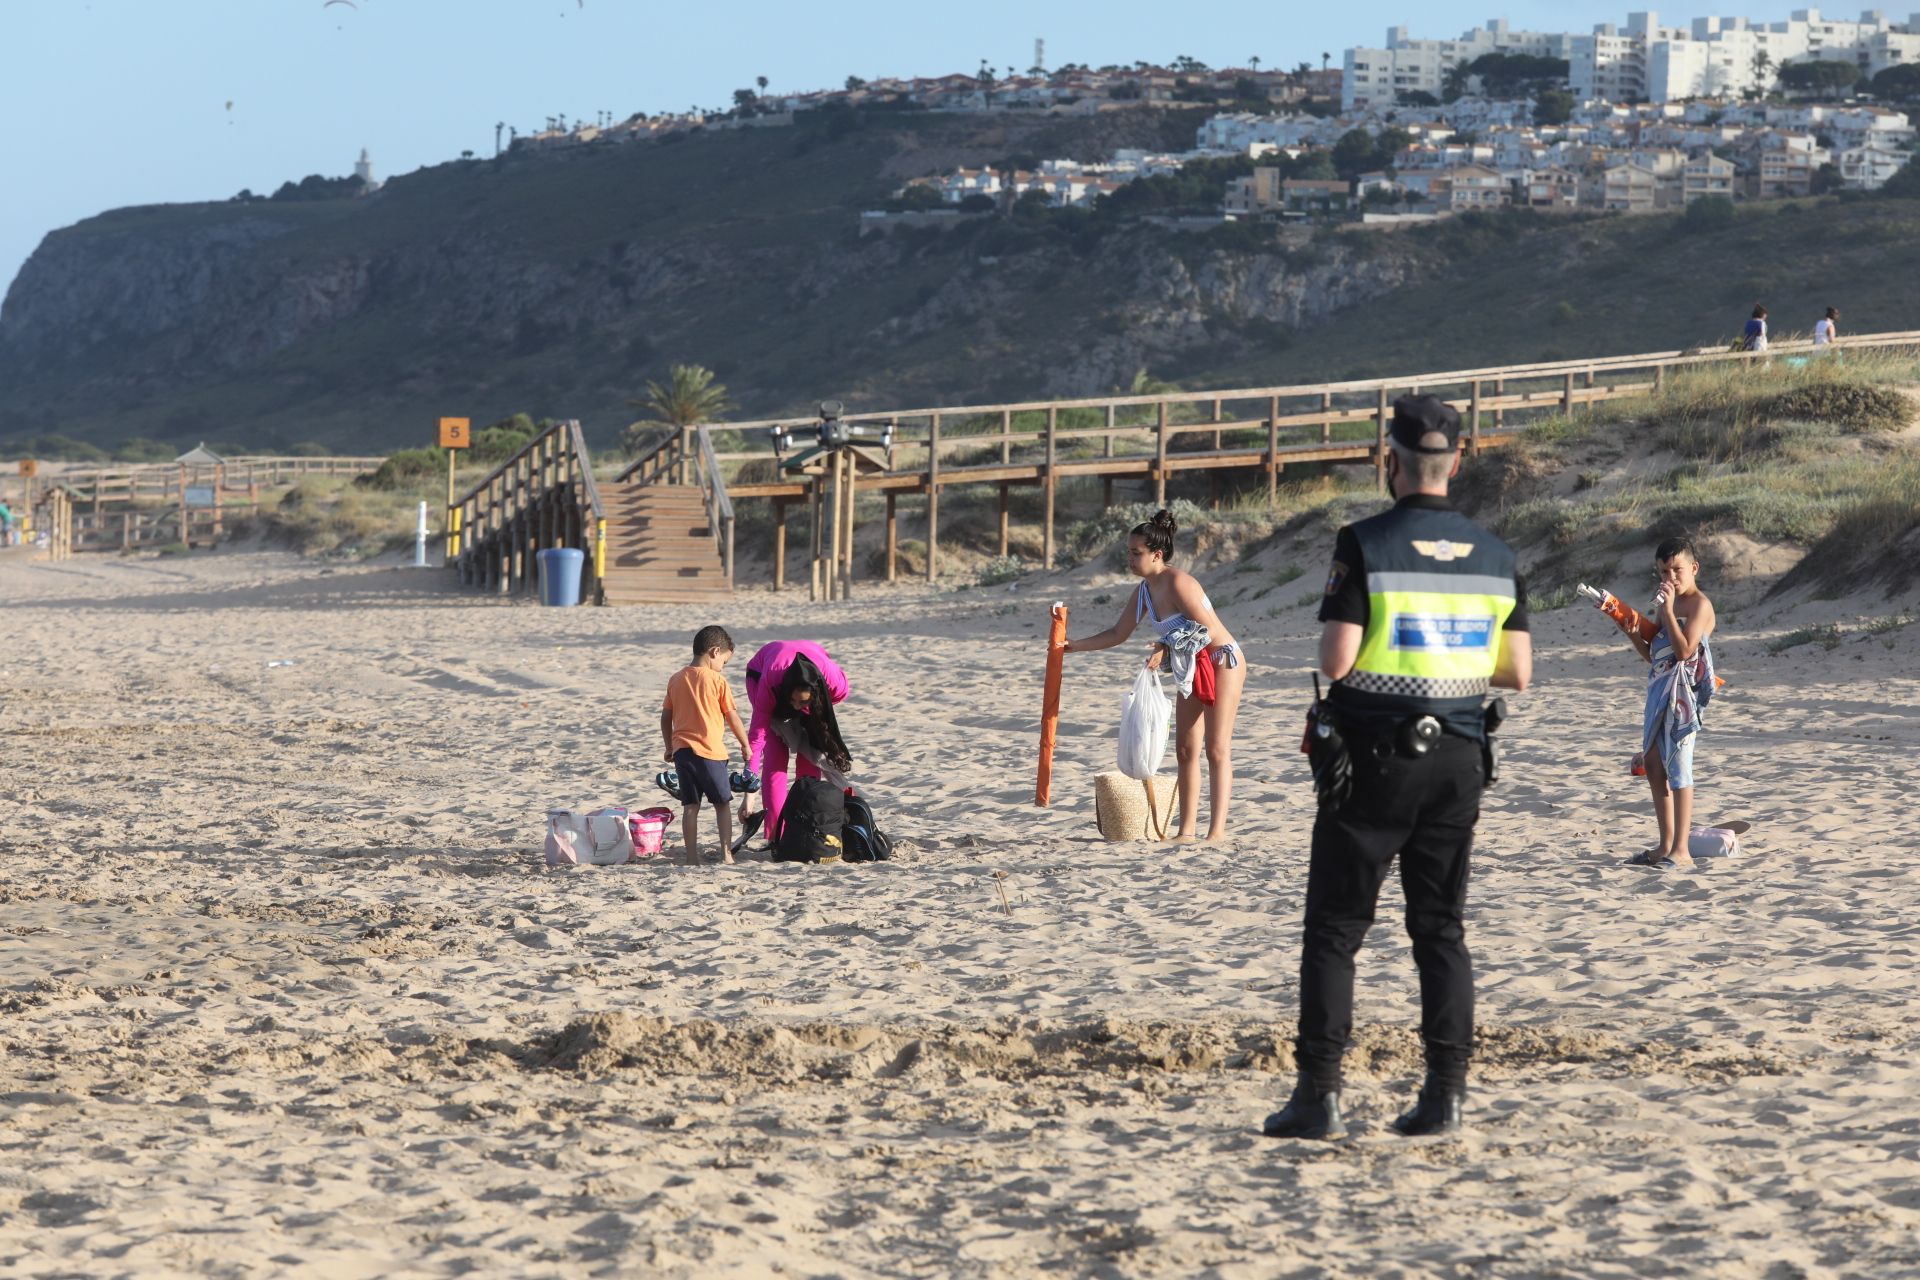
[770,400,895,457]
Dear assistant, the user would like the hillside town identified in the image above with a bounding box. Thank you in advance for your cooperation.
[498,7,1920,225]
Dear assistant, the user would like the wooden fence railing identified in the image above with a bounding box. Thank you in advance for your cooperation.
[631,330,1920,588]
[449,420,605,599]
[53,455,386,504]
[70,503,251,553]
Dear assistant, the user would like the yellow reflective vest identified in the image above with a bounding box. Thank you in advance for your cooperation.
[1331,500,1519,739]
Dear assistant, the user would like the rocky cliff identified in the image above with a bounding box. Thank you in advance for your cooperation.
[0,113,1428,453]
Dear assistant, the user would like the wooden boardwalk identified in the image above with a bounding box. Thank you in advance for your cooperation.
[443,329,1920,603]
[11,454,385,553]
[637,330,1920,594]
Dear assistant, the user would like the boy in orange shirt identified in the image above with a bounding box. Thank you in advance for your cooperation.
[660,625,751,864]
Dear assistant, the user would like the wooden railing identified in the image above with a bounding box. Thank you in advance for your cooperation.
[52,455,386,503]
[664,330,1920,587]
[69,504,252,552]
[448,419,606,599]
[696,427,736,591]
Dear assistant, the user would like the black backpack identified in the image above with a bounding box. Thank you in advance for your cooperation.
[841,789,894,863]
[773,778,845,863]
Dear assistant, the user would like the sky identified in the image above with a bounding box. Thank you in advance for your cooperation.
[1,0,1834,299]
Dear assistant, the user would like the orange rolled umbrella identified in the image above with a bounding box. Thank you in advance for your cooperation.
[1035,602,1068,806]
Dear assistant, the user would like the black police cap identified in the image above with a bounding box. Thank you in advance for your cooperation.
[1389,394,1462,454]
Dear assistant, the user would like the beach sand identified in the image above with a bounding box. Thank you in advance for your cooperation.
[3,547,1919,1277]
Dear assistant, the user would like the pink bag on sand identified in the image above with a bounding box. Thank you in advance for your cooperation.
[1687,825,1740,859]
[628,807,674,859]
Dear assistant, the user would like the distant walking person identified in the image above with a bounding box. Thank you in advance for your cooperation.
[1741,303,1769,353]
[1813,306,1839,350]
[1263,395,1531,1141]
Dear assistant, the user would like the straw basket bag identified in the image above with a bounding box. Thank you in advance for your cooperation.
[1093,770,1178,842]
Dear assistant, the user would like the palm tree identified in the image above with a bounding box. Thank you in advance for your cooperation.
[1750,50,1773,100]
[1121,368,1176,396]
[1321,51,1331,76]
[757,75,769,92]
[1249,55,1262,72]
[624,365,733,455]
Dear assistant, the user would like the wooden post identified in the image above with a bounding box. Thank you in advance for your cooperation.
[1155,401,1169,506]
[92,470,102,521]
[773,498,787,591]
[212,464,224,541]
[1562,371,1575,418]
[1374,386,1389,493]
[1584,366,1596,417]
[885,492,897,582]
[1042,406,1057,570]
[1103,402,1116,510]
[1211,396,1223,451]
[998,484,1010,557]
[1495,376,1506,431]
[1001,409,1012,465]
[841,450,857,599]
[121,510,132,551]
[926,413,941,584]
[809,473,825,601]
[1321,390,1332,444]
[1469,380,1482,455]
[178,464,189,547]
[1267,394,1280,507]
[1654,362,1666,395]
[827,450,843,602]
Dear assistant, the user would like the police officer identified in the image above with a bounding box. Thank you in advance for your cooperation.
[1264,394,1532,1140]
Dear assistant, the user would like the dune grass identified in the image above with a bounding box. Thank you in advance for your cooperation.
[232,475,437,558]
[1458,354,1920,605]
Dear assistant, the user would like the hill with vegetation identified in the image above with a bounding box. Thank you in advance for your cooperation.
[5,105,1920,459]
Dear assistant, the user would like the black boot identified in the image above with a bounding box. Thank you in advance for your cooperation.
[1391,1076,1465,1136]
[1261,1077,1347,1140]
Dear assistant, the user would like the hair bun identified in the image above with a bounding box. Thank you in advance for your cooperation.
[1149,508,1178,531]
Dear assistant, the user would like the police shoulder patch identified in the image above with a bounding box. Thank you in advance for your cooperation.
[1412,539,1474,562]
[1324,559,1348,595]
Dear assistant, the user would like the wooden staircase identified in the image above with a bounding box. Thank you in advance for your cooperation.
[599,484,733,605]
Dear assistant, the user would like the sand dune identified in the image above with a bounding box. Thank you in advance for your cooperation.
[3,547,1919,1277]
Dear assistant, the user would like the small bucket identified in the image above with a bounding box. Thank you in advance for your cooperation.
[628,806,674,858]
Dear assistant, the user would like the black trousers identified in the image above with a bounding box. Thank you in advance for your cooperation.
[1296,732,1484,1093]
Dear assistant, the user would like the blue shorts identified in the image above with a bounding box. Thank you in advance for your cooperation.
[673,748,732,807]
[1662,734,1696,790]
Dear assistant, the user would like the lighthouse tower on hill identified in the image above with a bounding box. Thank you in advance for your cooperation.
[353,148,381,193]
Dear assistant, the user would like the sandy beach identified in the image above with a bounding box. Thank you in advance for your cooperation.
[4,544,1920,1278]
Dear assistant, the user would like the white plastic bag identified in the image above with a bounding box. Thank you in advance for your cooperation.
[544,807,637,868]
[1116,666,1172,780]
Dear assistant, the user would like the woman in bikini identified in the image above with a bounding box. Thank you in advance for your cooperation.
[1059,508,1246,843]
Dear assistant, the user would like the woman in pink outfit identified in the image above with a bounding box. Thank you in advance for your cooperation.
[742,641,852,843]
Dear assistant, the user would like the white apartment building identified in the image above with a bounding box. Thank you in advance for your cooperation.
[1344,21,1578,109]
[1605,9,1920,103]
[1356,10,1920,108]
[1837,143,1913,186]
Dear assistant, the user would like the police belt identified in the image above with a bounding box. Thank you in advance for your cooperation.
[1341,713,1458,761]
